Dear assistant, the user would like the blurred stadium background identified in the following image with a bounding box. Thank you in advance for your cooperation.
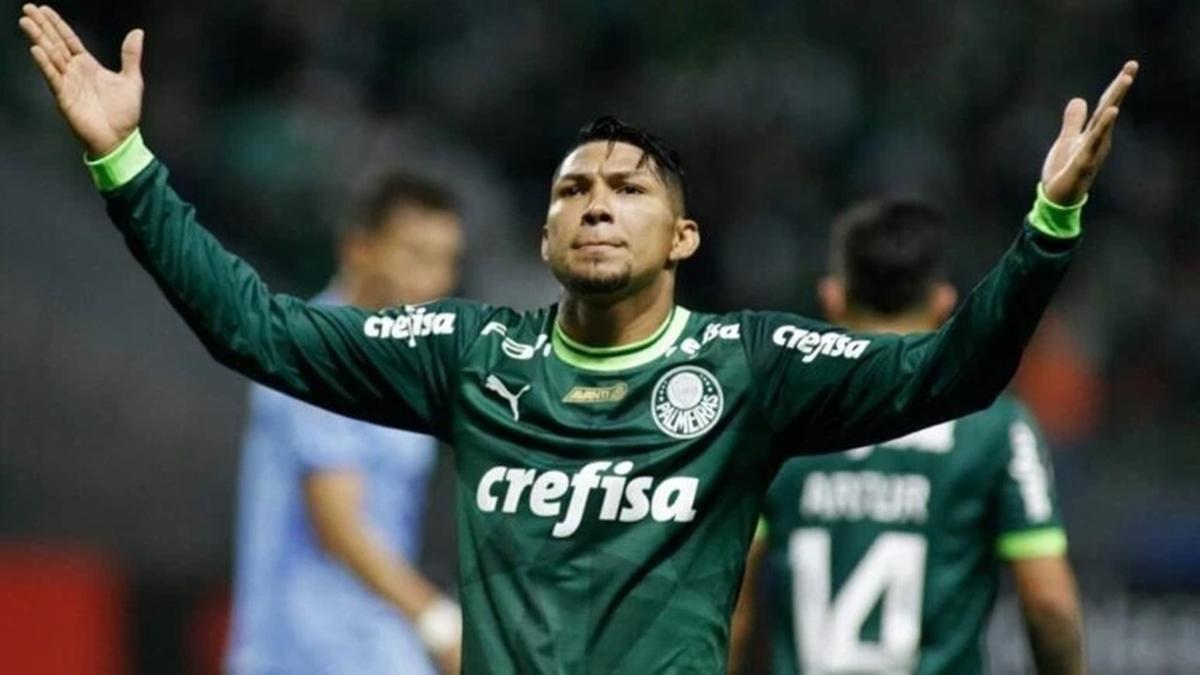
[1,1,1197,673]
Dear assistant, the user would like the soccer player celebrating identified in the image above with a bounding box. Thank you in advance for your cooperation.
[729,201,1083,675]
[20,5,1133,673]
[227,172,464,675]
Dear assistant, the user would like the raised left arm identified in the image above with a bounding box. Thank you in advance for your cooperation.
[747,62,1137,454]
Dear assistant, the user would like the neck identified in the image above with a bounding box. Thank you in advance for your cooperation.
[840,307,937,335]
[557,276,675,347]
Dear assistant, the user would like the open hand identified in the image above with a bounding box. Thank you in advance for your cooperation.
[19,4,144,157]
[1041,61,1138,205]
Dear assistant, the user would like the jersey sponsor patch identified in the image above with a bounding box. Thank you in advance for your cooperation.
[363,306,455,345]
[563,382,628,404]
[651,366,724,439]
[475,461,699,537]
[772,325,870,363]
[1008,421,1053,522]
[481,322,550,360]
[669,322,741,358]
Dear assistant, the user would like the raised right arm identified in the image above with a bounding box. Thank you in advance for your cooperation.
[20,6,475,435]
[102,148,471,433]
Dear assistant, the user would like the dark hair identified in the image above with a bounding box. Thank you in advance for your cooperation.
[568,116,687,211]
[830,199,947,315]
[344,170,457,235]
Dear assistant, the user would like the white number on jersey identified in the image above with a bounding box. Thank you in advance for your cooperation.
[790,529,927,674]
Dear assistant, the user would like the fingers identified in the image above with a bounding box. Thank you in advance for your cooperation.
[1086,60,1139,131]
[1058,97,1087,139]
[120,28,144,79]
[18,15,63,90]
[1082,61,1137,161]
[1059,107,1119,197]
[29,44,62,91]
[18,14,60,72]
[22,4,69,71]
[41,5,86,56]
[1086,107,1119,155]
[17,16,43,50]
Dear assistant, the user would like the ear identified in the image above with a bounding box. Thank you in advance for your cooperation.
[930,282,958,325]
[668,218,700,263]
[818,276,847,323]
[540,223,550,263]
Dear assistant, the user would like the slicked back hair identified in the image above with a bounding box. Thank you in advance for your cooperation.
[830,199,947,316]
[563,116,688,214]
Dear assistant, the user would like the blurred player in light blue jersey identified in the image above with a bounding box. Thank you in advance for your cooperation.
[226,172,465,675]
[731,200,1084,675]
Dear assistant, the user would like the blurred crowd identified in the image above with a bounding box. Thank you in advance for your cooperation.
[1,1,1197,672]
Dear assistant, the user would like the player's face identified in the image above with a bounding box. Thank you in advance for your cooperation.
[543,141,697,298]
[350,206,463,308]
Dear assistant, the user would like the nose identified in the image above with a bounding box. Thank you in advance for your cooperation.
[581,186,613,226]
[582,201,613,226]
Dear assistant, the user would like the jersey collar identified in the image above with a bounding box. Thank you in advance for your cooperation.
[551,306,691,372]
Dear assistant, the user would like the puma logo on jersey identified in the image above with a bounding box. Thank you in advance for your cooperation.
[363,306,455,346]
[772,326,870,363]
[485,375,530,421]
[475,461,699,538]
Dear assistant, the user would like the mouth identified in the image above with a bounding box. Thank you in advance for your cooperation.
[572,241,624,252]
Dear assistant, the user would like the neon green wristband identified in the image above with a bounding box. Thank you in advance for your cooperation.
[84,128,155,192]
[1027,183,1086,239]
[997,527,1068,560]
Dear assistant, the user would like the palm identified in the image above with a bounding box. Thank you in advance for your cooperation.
[19,4,144,157]
[57,54,142,154]
[1040,62,1137,205]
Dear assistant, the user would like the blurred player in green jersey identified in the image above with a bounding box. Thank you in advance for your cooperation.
[730,201,1083,675]
[22,5,1126,672]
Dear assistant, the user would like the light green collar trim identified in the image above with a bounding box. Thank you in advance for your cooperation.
[552,306,691,371]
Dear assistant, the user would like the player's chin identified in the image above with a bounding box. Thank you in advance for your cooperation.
[559,262,632,296]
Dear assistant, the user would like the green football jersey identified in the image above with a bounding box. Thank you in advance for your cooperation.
[94,148,1077,674]
[759,396,1067,675]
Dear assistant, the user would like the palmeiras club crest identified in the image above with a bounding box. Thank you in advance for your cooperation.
[651,365,724,439]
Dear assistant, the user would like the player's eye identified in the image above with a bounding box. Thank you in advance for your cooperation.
[617,184,646,195]
[558,184,584,197]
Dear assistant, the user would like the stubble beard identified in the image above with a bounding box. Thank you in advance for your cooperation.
[559,260,633,296]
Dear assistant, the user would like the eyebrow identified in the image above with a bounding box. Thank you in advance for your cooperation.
[555,169,656,183]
